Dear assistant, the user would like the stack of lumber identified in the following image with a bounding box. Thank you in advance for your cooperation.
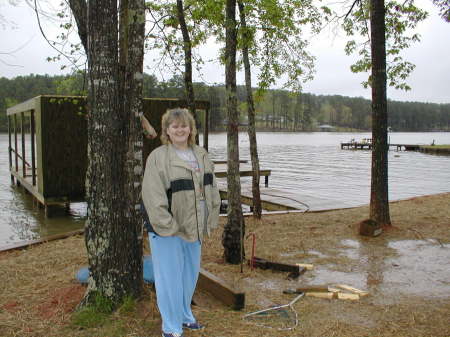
[284,284,369,301]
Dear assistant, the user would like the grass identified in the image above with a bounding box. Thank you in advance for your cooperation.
[419,145,450,155]
[421,144,450,148]
[71,293,114,329]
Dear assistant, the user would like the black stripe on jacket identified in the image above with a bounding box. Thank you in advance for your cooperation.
[142,178,195,234]
[171,178,195,193]
[204,172,213,186]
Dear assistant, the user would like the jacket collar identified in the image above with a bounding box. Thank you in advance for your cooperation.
[167,144,205,171]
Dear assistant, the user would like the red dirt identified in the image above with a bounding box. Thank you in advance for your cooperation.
[2,301,21,313]
[36,285,85,321]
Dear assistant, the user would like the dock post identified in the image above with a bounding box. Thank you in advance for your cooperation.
[14,114,18,179]
[21,111,26,178]
[30,110,36,186]
[8,115,14,184]
[204,105,209,151]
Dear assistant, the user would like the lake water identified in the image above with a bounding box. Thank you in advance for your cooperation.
[1,132,449,247]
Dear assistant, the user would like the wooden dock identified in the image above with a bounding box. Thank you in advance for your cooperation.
[341,142,421,151]
[213,161,310,212]
[217,182,307,212]
[214,162,271,187]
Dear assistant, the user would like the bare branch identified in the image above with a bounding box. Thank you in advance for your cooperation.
[345,0,360,19]
[32,0,80,70]
[67,0,88,53]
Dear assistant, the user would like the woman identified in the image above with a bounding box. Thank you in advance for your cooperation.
[141,108,221,337]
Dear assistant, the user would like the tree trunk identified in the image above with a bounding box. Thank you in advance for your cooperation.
[223,0,245,264]
[68,0,88,52]
[238,0,262,219]
[75,0,144,306]
[369,0,391,226]
[176,0,198,142]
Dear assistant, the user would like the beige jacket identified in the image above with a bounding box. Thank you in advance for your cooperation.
[142,144,221,242]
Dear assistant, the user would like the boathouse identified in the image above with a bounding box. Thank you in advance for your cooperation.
[6,95,210,216]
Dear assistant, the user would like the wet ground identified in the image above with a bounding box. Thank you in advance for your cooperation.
[1,193,449,337]
[198,193,450,336]
[220,238,450,307]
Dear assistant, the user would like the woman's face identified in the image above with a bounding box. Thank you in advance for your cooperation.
[167,119,191,148]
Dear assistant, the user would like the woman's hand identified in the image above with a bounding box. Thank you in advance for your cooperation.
[140,115,157,139]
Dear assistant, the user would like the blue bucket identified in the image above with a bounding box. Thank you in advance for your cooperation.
[76,255,154,284]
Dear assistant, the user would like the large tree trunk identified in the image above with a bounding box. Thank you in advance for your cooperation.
[369,0,391,226]
[119,0,145,292]
[176,0,198,142]
[223,0,245,264]
[238,0,262,219]
[76,0,144,306]
[68,0,87,52]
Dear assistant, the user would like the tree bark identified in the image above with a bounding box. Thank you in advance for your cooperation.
[369,0,391,226]
[223,0,245,264]
[73,0,144,306]
[238,0,262,219]
[176,0,198,142]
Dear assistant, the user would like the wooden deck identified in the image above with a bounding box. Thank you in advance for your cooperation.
[217,181,308,212]
[212,161,310,212]
[214,162,271,187]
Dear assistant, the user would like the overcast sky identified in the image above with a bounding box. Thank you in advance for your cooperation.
[1,1,449,104]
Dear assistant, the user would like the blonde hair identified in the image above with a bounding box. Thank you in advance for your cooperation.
[160,108,197,146]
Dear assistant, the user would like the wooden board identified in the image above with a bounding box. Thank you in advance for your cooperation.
[197,268,245,310]
[0,229,85,253]
[213,160,248,164]
[251,256,306,279]
[214,162,271,188]
[337,293,360,301]
[335,284,369,296]
[305,292,336,299]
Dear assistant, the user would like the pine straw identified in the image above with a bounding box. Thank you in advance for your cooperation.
[1,193,449,337]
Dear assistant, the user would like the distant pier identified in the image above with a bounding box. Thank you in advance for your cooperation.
[341,139,421,151]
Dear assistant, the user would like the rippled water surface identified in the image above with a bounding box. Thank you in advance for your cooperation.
[208,132,450,210]
[1,132,449,246]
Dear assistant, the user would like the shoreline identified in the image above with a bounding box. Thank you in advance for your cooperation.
[1,191,449,253]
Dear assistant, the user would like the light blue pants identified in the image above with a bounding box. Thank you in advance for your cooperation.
[149,234,201,335]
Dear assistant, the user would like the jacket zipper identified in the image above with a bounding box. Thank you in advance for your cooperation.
[191,171,201,243]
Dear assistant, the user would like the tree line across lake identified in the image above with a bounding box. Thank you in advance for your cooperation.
[1,73,449,133]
